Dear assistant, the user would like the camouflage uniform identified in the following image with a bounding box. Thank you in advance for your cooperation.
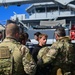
[0,37,36,75]
[38,36,75,75]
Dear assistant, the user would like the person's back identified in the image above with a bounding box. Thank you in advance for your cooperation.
[0,20,36,75]
[0,38,26,75]
[50,36,75,75]
[37,27,75,75]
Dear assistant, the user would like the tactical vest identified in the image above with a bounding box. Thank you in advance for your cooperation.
[52,40,75,75]
[0,39,25,75]
[54,40,75,65]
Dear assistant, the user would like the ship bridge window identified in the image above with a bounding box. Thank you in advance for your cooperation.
[47,7,58,12]
[47,7,51,12]
[29,9,35,15]
[32,9,34,13]
[36,8,45,13]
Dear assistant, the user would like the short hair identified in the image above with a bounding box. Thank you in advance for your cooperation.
[6,20,18,25]
[34,32,41,37]
[5,20,19,36]
[55,27,66,37]
[39,33,48,39]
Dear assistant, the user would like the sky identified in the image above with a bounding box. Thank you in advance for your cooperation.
[0,4,30,24]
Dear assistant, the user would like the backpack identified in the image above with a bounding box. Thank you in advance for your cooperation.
[0,46,14,75]
[54,41,75,75]
[55,40,75,67]
[62,41,75,65]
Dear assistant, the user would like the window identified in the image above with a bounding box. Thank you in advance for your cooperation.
[47,7,51,12]
[36,8,45,13]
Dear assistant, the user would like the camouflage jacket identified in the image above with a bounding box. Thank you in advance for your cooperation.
[38,36,75,66]
[0,37,36,75]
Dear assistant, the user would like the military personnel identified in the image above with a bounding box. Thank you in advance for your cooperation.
[0,20,36,75]
[37,27,75,75]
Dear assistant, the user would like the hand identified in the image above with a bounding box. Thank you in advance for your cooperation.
[37,58,43,66]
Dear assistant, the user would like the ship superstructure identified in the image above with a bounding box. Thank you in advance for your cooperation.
[11,1,75,27]
[10,1,75,44]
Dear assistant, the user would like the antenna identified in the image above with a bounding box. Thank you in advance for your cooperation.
[13,12,29,29]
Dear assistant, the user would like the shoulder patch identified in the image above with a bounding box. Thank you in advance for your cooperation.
[0,46,14,75]
[0,46,10,59]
